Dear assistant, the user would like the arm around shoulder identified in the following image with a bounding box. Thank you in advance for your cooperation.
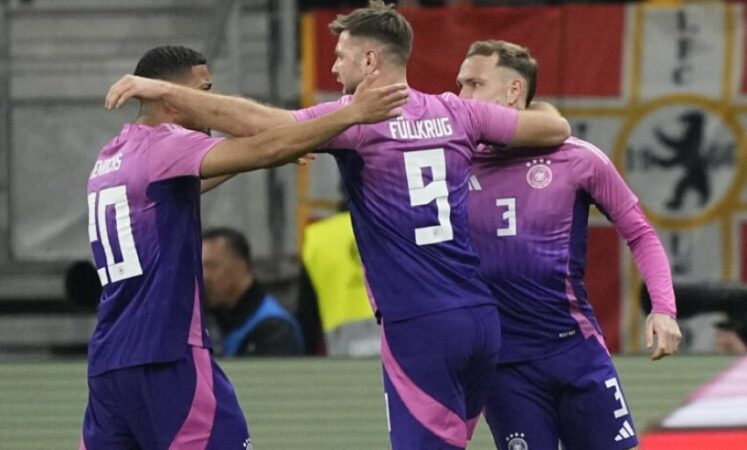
[510,109,571,147]
[161,85,296,137]
[198,74,408,178]
[105,74,295,137]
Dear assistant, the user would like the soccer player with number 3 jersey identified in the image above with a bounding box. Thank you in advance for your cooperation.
[83,45,407,450]
[104,3,573,449]
[457,40,683,450]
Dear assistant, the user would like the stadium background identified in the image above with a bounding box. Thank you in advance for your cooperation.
[0,0,745,448]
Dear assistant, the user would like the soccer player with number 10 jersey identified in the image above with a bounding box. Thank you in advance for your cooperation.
[82,45,407,449]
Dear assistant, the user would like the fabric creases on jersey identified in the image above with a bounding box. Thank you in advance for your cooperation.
[86,123,223,376]
[468,137,638,363]
[293,89,518,323]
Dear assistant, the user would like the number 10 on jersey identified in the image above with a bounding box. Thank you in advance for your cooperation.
[88,185,143,286]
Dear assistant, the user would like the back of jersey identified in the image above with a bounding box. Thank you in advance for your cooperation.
[86,123,222,376]
[294,89,518,321]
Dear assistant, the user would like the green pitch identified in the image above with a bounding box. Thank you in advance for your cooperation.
[0,355,736,449]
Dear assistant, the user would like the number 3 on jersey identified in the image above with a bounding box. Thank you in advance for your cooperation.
[496,198,517,237]
[404,148,453,246]
[88,185,143,286]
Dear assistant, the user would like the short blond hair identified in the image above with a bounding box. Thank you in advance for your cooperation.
[329,0,413,65]
[467,40,538,105]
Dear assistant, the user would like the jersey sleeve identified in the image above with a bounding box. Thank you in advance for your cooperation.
[613,204,677,318]
[147,124,224,182]
[461,98,519,149]
[570,137,676,317]
[292,97,360,150]
[570,138,638,220]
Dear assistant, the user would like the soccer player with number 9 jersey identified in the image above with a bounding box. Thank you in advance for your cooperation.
[293,4,572,449]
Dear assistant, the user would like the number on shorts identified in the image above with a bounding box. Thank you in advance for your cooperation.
[604,377,630,419]
[88,185,143,285]
[404,148,453,245]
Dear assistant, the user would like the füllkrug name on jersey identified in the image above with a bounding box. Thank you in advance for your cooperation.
[388,117,454,140]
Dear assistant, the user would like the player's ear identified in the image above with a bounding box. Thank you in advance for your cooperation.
[363,49,378,74]
[507,78,524,107]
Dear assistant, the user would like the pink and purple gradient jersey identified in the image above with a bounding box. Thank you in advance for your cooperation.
[294,89,518,322]
[468,136,675,363]
[86,123,222,376]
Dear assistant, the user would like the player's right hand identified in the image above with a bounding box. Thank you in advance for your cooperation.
[105,75,172,110]
[349,70,408,124]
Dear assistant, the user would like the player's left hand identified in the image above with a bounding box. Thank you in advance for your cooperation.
[105,75,172,109]
[350,70,409,124]
[645,313,682,361]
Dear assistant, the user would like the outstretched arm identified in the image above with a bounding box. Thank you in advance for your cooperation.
[527,100,561,115]
[200,174,235,194]
[106,75,295,136]
[199,74,407,178]
[468,99,570,149]
[510,109,571,147]
[199,155,315,193]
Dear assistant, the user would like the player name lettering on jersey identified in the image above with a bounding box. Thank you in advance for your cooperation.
[388,116,453,140]
[90,153,123,179]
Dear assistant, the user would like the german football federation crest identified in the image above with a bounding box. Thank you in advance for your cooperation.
[526,159,553,189]
[506,432,529,450]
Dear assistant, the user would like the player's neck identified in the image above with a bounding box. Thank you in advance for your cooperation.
[135,110,181,128]
[368,67,408,89]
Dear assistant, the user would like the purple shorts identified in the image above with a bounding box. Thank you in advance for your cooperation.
[80,346,250,450]
[381,304,502,450]
[484,336,638,450]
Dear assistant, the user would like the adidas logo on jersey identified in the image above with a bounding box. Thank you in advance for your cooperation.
[468,175,482,191]
[614,420,635,441]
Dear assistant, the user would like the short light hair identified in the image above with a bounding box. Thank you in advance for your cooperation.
[466,40,538,106]
[328,0,413,65]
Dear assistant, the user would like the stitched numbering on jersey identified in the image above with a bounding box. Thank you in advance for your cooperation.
[496,197,517,237]
[404,148,453,246]
[88,185,143,285]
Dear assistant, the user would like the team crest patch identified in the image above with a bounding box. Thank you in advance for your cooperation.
[526,159,552,189]
[506,432,528,450]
